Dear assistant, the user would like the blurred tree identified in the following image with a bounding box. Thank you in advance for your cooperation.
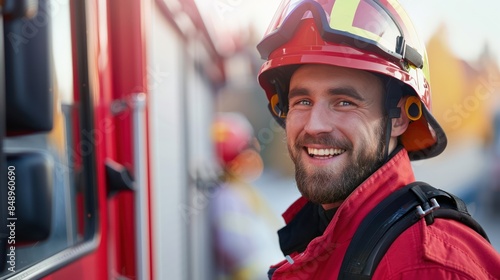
[426,24,468,141]
[427,23,500,146]
[472,44,500,146]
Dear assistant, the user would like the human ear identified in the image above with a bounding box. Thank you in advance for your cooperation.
[391,96,412,137]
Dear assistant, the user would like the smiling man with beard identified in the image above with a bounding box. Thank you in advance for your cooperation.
[288,65,389,208]
[255,0,500,279]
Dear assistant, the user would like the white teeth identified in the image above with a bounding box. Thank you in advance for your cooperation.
[307,148,345,156]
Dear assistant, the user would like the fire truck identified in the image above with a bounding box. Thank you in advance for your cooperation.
[1,0,227,279]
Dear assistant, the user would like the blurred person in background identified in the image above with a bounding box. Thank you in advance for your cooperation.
[255,0,500,279]
[210,112,282,280]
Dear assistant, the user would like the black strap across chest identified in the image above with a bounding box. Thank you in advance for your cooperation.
[338,181,490,280]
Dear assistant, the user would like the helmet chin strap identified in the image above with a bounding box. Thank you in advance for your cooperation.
[383,78,403,162]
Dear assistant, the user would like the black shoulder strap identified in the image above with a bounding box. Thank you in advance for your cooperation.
[338,181,490,280]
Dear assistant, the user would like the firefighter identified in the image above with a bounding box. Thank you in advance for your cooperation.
[256,0,500,279]
[210,112,282,280]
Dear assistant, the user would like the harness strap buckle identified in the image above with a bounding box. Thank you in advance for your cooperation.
[416,198,440,218]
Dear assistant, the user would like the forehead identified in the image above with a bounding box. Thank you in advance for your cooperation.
[289,64,384,98]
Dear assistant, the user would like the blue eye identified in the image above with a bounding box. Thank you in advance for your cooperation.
[339,101,353,106]
[290,99,312,107]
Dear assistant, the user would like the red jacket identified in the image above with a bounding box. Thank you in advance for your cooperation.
[270,149,500,279]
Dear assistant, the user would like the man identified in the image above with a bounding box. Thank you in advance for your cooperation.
[256,0,500,279]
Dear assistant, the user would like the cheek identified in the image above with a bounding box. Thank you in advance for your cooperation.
[337,117,376,145]
[354,119,385,150]
[285,125,296,148]
[285,113,305,135]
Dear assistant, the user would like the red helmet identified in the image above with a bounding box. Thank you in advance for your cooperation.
[212,113,255,165]
[257,0,446,160]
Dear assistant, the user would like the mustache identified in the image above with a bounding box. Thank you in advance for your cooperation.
[295,133,352,150]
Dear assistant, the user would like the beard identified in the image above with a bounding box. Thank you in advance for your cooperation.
[288,121,387,205]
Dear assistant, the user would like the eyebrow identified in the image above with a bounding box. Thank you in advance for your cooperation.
[288,86,366,102]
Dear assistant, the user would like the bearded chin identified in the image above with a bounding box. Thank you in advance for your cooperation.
[294,142,386,205]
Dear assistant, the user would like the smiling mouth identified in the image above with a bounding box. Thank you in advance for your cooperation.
[306,147,346,158]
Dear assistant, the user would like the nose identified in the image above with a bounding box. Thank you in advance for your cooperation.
[303,103,333,135]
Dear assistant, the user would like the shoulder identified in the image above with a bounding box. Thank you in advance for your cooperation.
[374,218,500,280]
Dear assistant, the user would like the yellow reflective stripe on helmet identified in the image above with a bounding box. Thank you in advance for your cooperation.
[329,0,384,45]
[330,0,396,51]
[329,0,360,31]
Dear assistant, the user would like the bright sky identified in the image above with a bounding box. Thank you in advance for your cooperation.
[400,0,500,66]
[197,0,500,66]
